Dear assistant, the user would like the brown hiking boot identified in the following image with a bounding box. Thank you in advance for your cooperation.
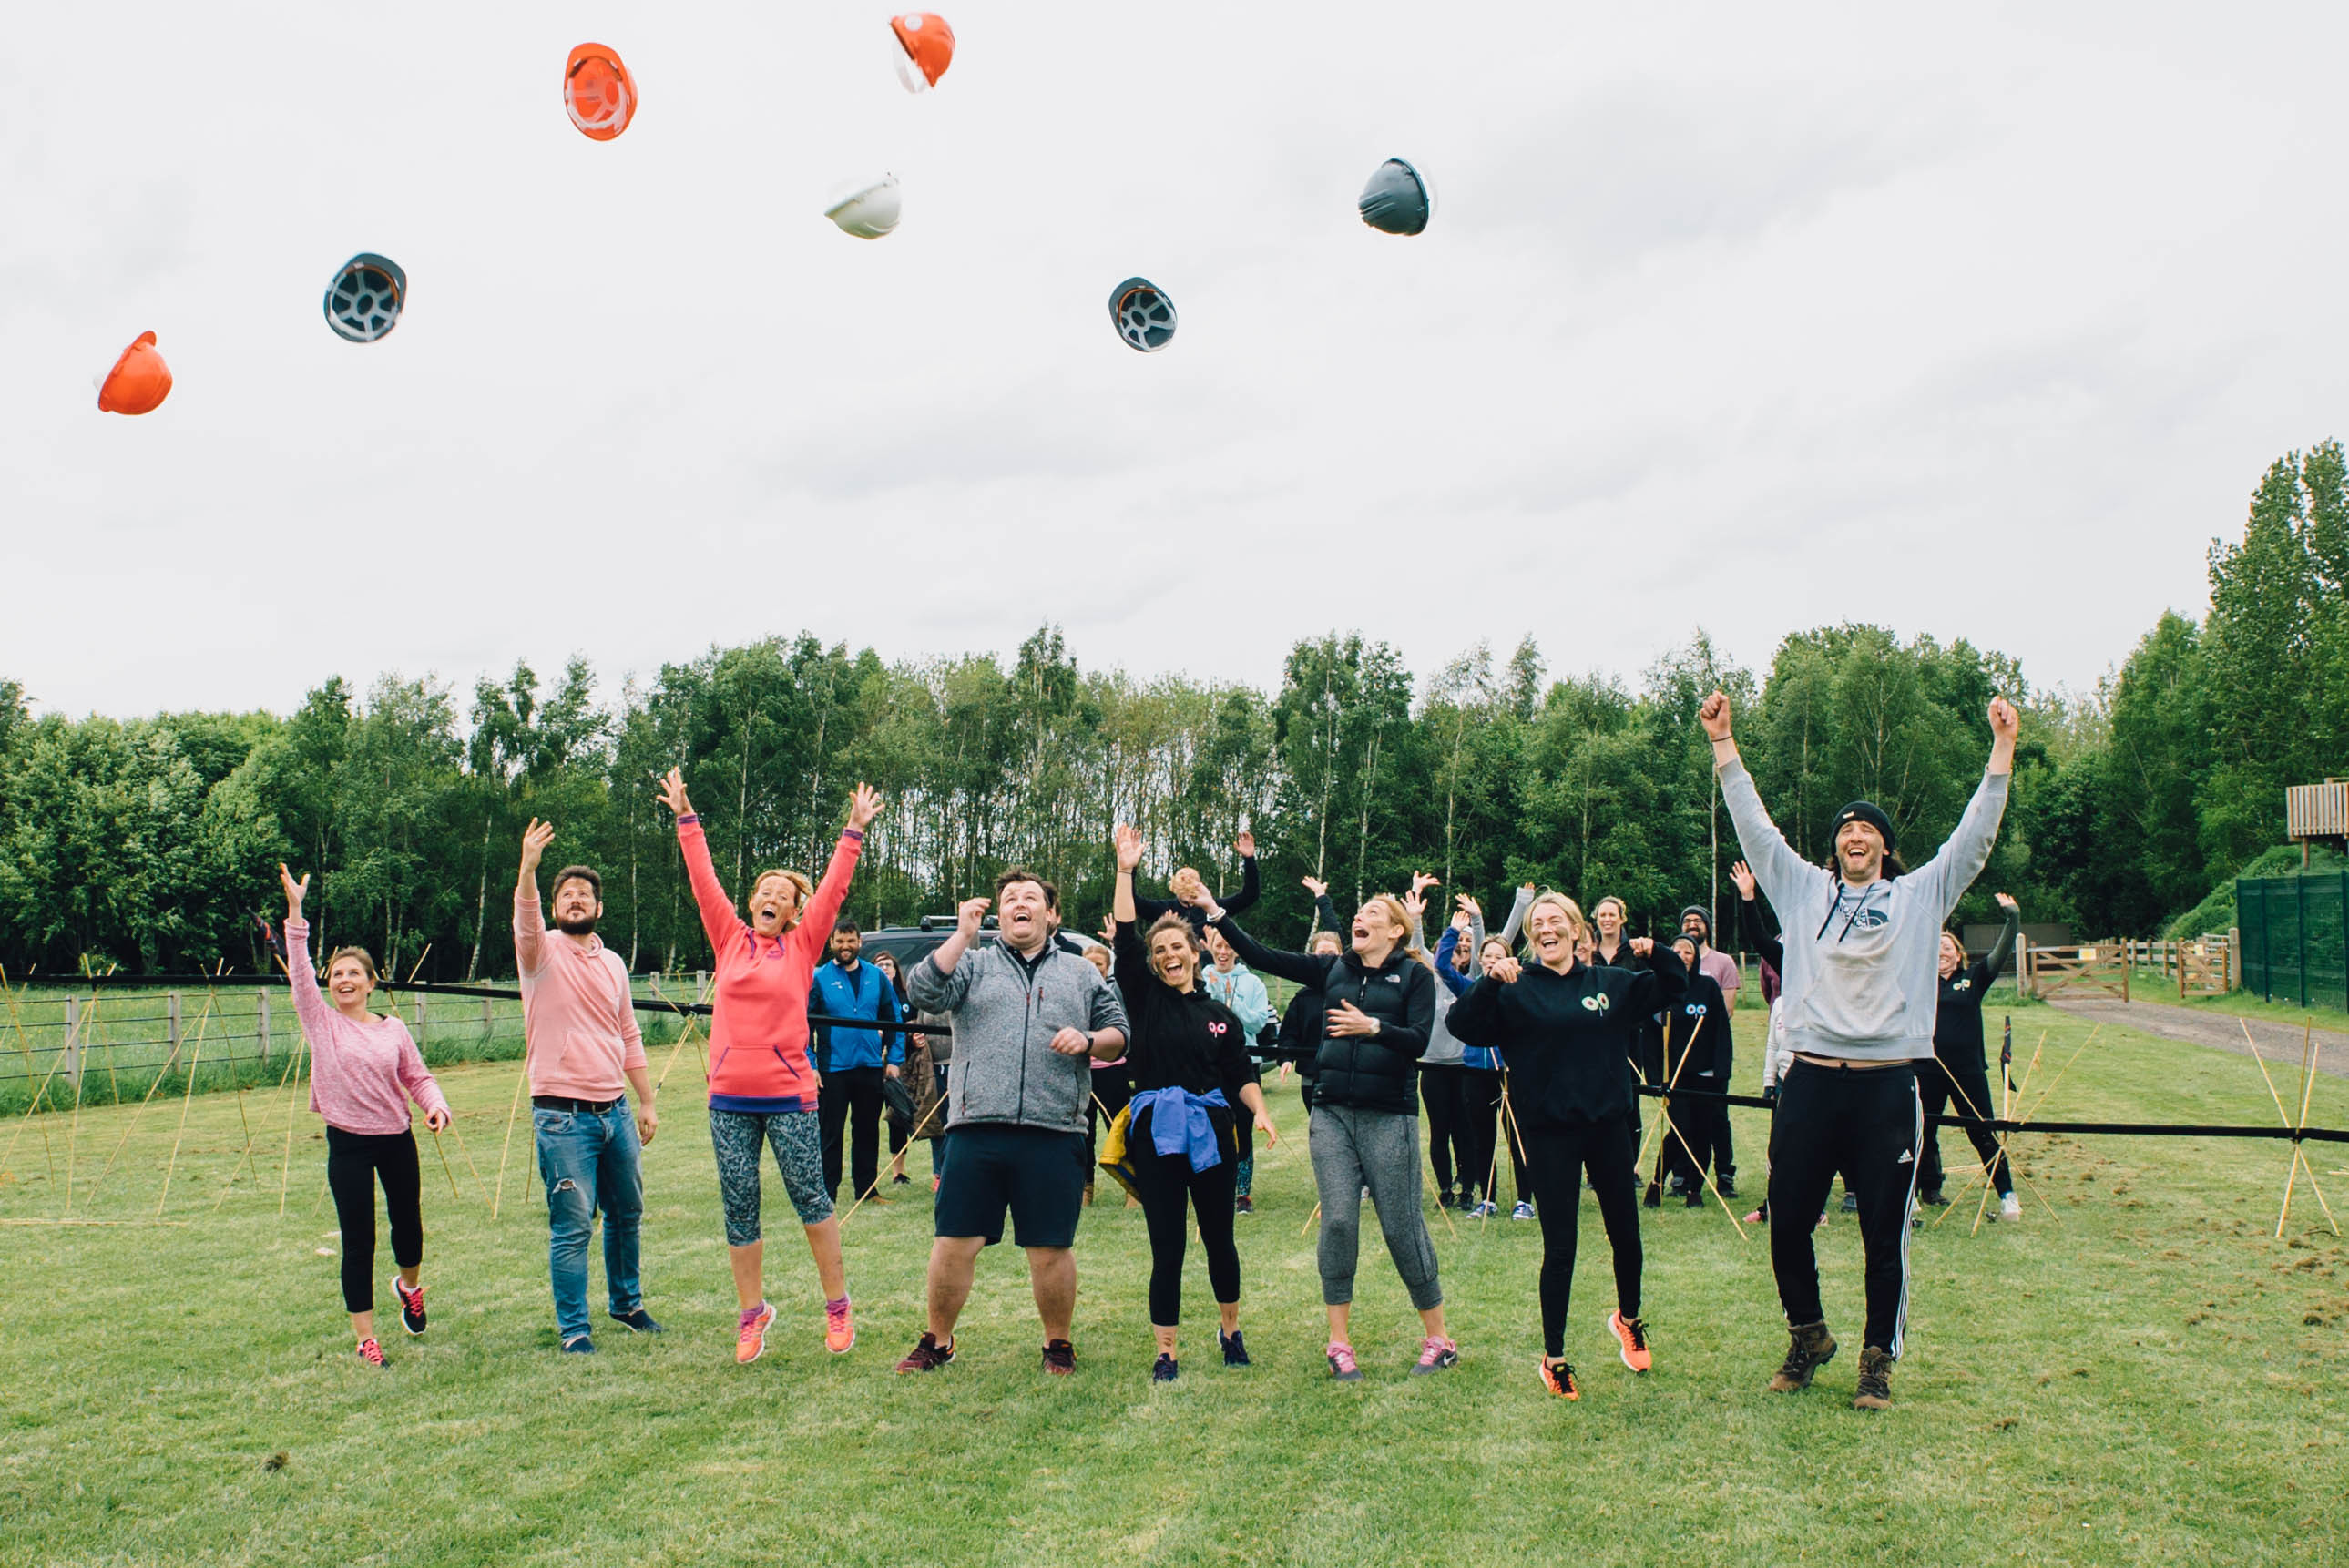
[1854,1346,1894,1410]
[1766,1319,1837,1392]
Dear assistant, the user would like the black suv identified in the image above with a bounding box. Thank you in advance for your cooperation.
[856,916,1102,982]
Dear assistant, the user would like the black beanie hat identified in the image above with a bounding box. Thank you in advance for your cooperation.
[1831,801,1895,855]
[1679,904,1711,941]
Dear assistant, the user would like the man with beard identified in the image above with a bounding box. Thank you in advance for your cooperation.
[516,820,660,1354]
[811,919,904,1205]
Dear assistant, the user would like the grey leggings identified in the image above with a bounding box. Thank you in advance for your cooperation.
[1308,1104,1443,1311]
[709,1107,832,1246]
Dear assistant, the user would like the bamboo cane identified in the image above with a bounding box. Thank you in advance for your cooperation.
[492,1057,530,1221]
[154,1005,213,1215]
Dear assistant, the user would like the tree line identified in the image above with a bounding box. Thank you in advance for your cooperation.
[6,440,2345,980]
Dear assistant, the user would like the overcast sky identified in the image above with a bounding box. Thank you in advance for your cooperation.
[6,4,2344,720]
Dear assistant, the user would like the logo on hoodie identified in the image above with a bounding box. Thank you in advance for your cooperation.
[1582,994,1610,1013]
[1850,908,1890,930]
[1950,977,1972,993]
[1208,1020,1228,1036]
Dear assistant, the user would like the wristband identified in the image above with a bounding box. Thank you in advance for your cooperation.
[677,812,700,825]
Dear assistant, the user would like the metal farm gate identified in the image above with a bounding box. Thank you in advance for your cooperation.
[2238,872,2349,1013]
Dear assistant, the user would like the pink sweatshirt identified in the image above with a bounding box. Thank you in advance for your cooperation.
[284,919,449,1135]
[515,884,648,1099]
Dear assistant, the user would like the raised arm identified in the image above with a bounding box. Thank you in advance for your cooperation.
[1497,884,1536,948]
[791,783,883,964]
[513,820,556,977]
[1220,835,1262,918]
[1202,905,1330,992]
[1976,892,2021,986]
[1915,699,2018,917]
[1702,692,1814,911]
[909,896,989,1011]
[1624,936,1690,1018]
[659,769,749,954]
[279,865,332,1041]
[1731,860,1785,972]
[1432,923,1475,999]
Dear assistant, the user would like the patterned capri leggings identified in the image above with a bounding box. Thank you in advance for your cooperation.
[709,1107,832,1246]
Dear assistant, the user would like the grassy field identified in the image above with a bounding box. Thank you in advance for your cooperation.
[2120,973,2349,1034]
[2,1009,2344,1568]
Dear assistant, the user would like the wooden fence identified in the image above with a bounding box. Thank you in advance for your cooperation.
[2117,933,2237,999]
[2020,940,2130,1002]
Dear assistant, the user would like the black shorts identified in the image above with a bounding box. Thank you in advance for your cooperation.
[934,1124,1088,1249]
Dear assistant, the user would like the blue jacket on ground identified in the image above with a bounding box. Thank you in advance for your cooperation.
[810,960,904,1073]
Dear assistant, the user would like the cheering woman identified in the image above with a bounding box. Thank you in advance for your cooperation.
[1921,893,2022,1219]
[1109,826,1278,1380]
[659,768,883,1366]
[1449,892,1686,1400]
[281,864,451,1369]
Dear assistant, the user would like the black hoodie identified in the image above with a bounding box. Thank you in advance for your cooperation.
[1449,946,1689,1131]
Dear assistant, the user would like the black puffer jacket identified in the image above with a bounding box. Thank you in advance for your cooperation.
[1211,915,1434,1115]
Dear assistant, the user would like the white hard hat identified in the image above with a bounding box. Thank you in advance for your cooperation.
[825,175,903,239]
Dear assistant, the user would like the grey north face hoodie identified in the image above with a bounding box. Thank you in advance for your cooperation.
[908,941,1129,1134]
[1719,759,2008,1063]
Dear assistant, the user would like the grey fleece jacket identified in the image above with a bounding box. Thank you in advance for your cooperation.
[907,941,1129,1134]
[1720,759,2008,1063]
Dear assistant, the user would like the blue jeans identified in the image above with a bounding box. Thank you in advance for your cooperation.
[535,1100,644,1342]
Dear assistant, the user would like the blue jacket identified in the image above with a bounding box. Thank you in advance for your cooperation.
[1434,926,1500,1071]
[809,961,904,1072]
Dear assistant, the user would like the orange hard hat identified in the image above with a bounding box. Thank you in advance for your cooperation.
[97,331,172,415]
[889,13,955,91]
[565,43,637,140]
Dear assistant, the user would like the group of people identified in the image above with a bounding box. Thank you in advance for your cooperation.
[279,687,2025,1413]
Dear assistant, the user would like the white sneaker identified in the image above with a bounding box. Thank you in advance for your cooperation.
[1510,1201,1535,1220]
[1998,1194,2023,1221]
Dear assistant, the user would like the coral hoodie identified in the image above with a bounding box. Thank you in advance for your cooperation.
[679,816,862,1114]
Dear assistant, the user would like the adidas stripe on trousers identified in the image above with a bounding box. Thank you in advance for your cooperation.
[1766,1057,1922,1357]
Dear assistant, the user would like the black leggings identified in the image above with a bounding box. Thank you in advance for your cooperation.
[1460,1067,1530,1204]
[326,1125,424,1315]
[1524,1117,1642,1356]
[1129,1109,1241,1327]
[1421,1064,1468,1194]
[1918,1059,2012,1197]
[1767,1059,1921,1355]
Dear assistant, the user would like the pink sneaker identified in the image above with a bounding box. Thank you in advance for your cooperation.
[1326,1342,1363,1381]
[824,1296,855,1354]
[1411,1335,1459,1375]
[1741,1208,1765,1226]
[736,1301,776,1365]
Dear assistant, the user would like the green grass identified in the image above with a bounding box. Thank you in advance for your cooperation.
[2113,973,2349,1033]
[2,1010,2344,1567]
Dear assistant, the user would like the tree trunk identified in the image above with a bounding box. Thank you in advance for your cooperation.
[465,809,492,981]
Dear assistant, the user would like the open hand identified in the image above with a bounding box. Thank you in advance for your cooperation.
[1233,831,1256,860]
[1700,690,1733,741]
[1325,1001,1381,1038]
[1402,889,1426,927]
[520,819,556,874]
[1253,1109,1279,1146]
[848,782,885,832]
[655,769,691,818]
[1994,891,2019,913]
[1455,893,1482,921]
[279,864,309,920]
[1410,871,1440,899]
[1300,875,1328,900]
[1113,823,1144,873]
[1730,860,1756,901]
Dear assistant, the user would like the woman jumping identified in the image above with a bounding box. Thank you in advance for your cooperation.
[1449,893,1686,1400]
[1109,826,1279,1381]
[281,864,451,1369]
[659,768,883,1365]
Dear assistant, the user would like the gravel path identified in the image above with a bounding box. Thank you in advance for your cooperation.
[2046,996,2349,1082]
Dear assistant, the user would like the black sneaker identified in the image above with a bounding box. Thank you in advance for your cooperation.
[1643,1183,1662,1209]
[1220,1329,1251,1367]
[1042,1339,1077,1376]
[1436,1189,1457,1211]
[608,1308,663,1334]
[1718,1176,1738,1200]
[892,1174,911,1186]
[1854,1346,1894,1410]
[1152,1353,1179,1383]
[894,1331,956,1373]
[1234,1195,1254,1216]
[1840,1192,1859,1213]
[1919,1188,1948,1207]
[1684,1191,1705,1209]
[1766,1320,1836,1392]
[389,1276,426,1336]
[561,1334,597,1355]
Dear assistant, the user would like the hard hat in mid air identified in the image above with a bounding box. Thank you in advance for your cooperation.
[825,175,903,239]
[565,43,638,140]
[97,332,172,415]
[323,254,408,342]
[890,14,955,92]
[1108,278,1176,352]
[1358,158,1433,236]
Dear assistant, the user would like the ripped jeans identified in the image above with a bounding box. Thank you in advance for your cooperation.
[535,1100,645,1344]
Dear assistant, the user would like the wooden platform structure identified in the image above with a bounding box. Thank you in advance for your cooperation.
[2287,779,2348,859]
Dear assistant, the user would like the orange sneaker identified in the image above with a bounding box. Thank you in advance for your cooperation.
[736,1301,776,1365]
[824,1296,855,1354]
[1605,1309,1651,1373]
[1537,1358,1579,1400]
